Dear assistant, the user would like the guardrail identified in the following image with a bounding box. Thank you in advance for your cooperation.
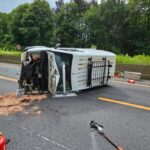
[116,64,150,80]
[0,56,20,64]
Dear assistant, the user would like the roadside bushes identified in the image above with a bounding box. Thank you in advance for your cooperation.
[0,49,21,57]
[116,54,150,65]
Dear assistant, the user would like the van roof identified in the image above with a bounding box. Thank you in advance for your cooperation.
[26,47,115,57]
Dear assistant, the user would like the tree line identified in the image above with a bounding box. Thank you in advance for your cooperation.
[0,0,149,56]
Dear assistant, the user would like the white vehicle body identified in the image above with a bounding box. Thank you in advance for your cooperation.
[18,46,115,96]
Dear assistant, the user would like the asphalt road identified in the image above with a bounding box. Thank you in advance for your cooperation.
[0,62,150,150]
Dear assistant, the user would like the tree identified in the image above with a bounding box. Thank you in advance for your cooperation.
[127,0,150,55]
[0,12,12,47]
[10,0,54,47]
[55,0,64,12]
[84,0,129,53]
[10,3,32,46]
[54,1,89,47]
[0,0,149,55]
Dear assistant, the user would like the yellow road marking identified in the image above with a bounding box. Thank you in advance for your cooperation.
[112,80,150,88]
[0,75,17,82]
[99,97,150,111]
[0,64,19,69]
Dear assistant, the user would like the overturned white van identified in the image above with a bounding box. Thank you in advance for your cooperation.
[17,46,116,96]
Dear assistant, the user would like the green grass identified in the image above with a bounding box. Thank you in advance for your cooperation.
[0,49,21,57]
[0,49,150,65]
[116,54,150,65]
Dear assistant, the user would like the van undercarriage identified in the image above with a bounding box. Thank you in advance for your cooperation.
[18,51,48,94]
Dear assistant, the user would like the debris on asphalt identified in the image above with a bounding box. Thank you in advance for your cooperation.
[0,92,47,116]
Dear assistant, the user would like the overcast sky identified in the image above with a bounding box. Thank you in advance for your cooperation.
[0,0,70,13]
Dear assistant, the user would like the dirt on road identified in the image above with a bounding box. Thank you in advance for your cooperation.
[0,93,48,116]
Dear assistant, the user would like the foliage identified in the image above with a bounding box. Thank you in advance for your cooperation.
[1,48,149,66]
[10,0,53,46]
[53,1,89,47]
[116,54,150,65]
[0,49,21,56]
[0,0,150,56]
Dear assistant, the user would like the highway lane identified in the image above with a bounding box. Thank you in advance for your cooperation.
[0,79,17,94]
[0,63,18,94]
[0,62,19,79]
[0,62,150,150]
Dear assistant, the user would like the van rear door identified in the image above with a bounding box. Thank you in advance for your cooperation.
[47,52,60,96]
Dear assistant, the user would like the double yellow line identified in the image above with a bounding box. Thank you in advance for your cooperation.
[0,63,18,82]
[99,97,150,111]
[0,75,17,82]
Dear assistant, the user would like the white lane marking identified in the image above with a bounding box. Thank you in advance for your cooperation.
[11,121,71,150]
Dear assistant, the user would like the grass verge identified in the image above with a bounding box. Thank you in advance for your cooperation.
[0,50,150,65]
[0,49,21,57]
[116,54,150,65]
[0,50,21,64]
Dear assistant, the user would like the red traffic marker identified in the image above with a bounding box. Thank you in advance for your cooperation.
[128,79,135,84]
[0,133,6,150]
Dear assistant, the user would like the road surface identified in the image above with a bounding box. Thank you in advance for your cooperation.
[0,62,150,150]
